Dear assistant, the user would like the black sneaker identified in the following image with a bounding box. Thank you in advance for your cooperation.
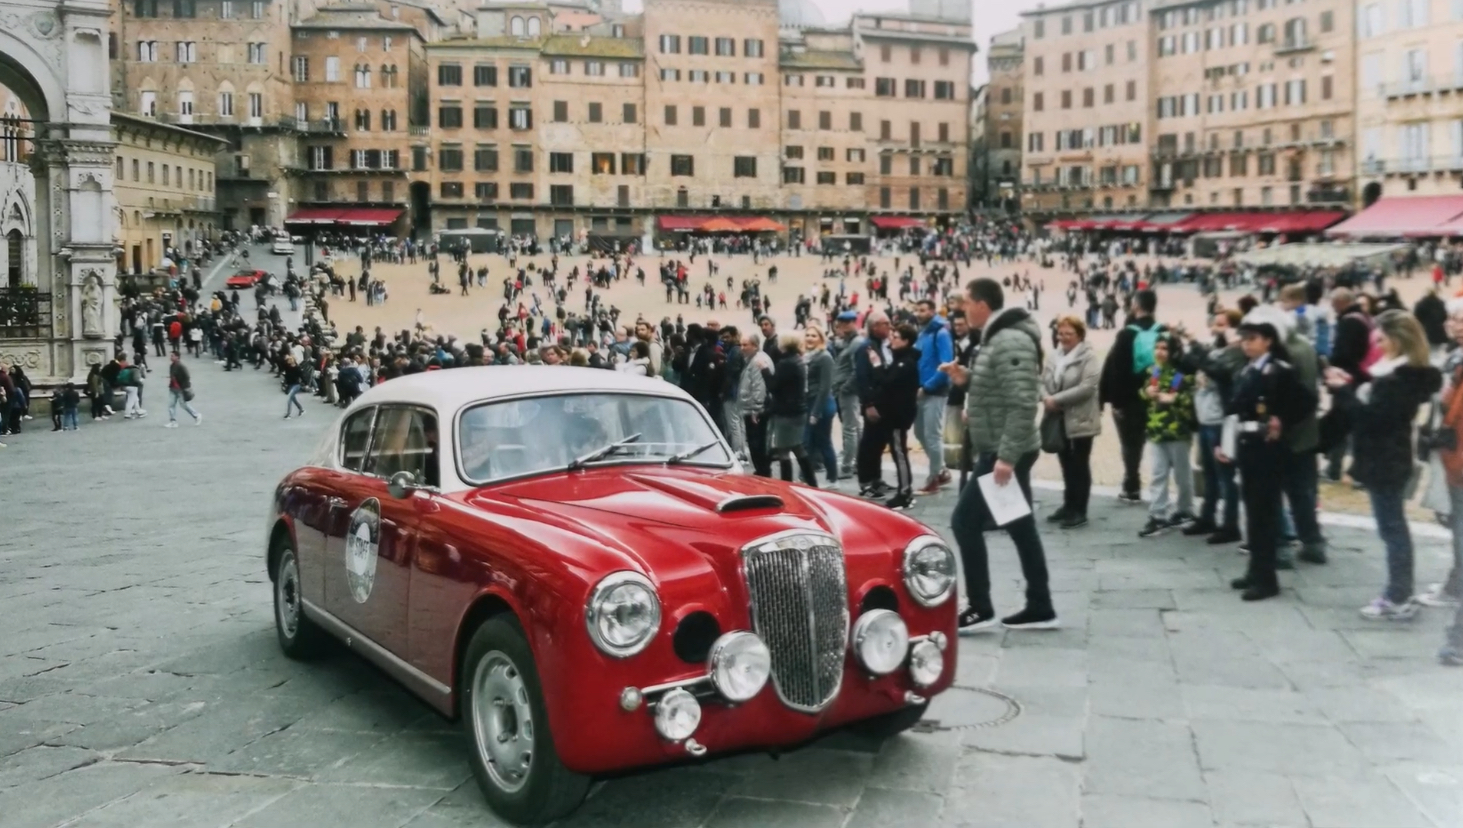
[1046,507,1071,524]
[1138,518,1169,538]
[1207,528,1242,545]
[1167,512,1197,527]
[1298,543,1328,565]
[1060,513,1088,529]
[957,608,999,635]
[1181,518,1217,536]
[860,483,891,499]
[884,492,913,511]
[1117,491,1143,505]
[1001,607,1061,630]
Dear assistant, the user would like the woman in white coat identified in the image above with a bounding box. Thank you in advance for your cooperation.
[1041,315,1102,528]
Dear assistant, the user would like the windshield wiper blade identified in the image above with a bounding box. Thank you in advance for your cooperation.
[664,440,722,465]
[568,433,642,471]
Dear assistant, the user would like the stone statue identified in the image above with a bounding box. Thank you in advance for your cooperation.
[81,275,102,338]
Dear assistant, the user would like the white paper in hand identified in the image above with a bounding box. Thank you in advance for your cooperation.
[1220,414,1239,459]
[976,472,1032,527]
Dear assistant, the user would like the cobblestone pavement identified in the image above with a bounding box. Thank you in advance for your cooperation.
[2,326,1462,827]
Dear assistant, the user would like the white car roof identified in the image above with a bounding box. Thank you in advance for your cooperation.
[350,365,692,415]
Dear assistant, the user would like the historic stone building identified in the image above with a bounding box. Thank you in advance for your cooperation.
[979,27,1023,212]
[111,111,227,276]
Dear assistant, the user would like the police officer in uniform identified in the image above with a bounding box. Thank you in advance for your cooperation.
[1222,308,1315,601]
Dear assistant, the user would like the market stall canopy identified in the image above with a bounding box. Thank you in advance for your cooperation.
[698,217,743,232]
[1137,211,1193,232]
[870,216,926,230]
[1229,242,1406,269]
[1247,210,1348,234]
[656,215,786,232]
[741,217,786,232]
[1325,196,1463,238]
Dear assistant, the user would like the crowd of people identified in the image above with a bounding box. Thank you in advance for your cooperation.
[4,214,1460,666]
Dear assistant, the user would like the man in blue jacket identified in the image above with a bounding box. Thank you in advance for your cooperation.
[914,299,955,493]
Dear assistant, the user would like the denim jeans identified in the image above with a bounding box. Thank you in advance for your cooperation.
[803,408,838,484]
[1368,483,1415,604]
[285,384,304,416]
[1113,403,1147,496]
[951,450,1052,617]
[915,393,947,483]
[1197,424,1239,528]
[61,409,78,430]
[1056,436,1093,515]
[168,389,199,422]
[837,391,861,473]
[1282,447,1325,548]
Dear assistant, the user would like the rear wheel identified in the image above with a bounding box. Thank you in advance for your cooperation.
[847,701,930,739]
[273,541,326,659]
[461,615,589,825]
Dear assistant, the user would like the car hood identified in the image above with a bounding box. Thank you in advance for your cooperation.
[467,467,919,590]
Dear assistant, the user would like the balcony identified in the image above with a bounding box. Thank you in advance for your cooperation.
[1307,185,1350,204]
[1274,37,1315,55]
[182,195,216,212]
[1362,156,1463,176]
[1382,75,1463,100]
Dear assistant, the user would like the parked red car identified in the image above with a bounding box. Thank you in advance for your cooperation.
[266,367,957,825]
[225,269,266,289]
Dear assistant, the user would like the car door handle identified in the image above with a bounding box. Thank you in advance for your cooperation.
[327,497,347,509]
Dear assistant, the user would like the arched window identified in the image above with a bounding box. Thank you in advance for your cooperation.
[7,229,23,288]
[527,16,541,36]
[380,64,398,88]
[510,15,525,36]
[355,63,372,88]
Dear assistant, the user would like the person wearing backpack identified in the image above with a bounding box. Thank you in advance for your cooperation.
[1099,288,1165,503]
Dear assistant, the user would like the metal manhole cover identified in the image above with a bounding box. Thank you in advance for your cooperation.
[914,686,1022,732]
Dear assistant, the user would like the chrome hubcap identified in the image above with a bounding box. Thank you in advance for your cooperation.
[471,650,534,793]
[277,553,300,638]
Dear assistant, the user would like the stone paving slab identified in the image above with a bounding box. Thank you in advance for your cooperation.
[0,277,1460,827]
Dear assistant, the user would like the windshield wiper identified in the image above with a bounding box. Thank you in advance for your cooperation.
[664,440,722,465]
[568,433,642,470]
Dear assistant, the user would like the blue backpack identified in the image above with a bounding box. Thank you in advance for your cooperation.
[1127,323,1166,374]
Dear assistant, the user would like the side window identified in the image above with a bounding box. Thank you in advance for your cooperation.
[365,406,440,486]
[340,407,376,471]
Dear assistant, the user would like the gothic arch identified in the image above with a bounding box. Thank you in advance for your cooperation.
[2,189,31,236]
[0,28,64,122]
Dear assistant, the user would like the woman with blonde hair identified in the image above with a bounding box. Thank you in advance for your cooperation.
[1326,309,1442,621]
[802,326,839,485]
[767,330,818,486]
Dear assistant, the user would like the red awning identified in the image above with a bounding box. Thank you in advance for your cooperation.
[285,207,346,224]
[1327,196,1463,238]
[1250,210,1349,235]
[871,216,926,230]
[738,217,786,232]
[1047,219,1077,231]
[337,208,403,227]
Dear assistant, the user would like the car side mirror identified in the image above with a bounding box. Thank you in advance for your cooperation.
[387,470,420,500]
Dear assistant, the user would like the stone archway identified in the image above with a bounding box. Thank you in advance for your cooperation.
[0,1,115,382]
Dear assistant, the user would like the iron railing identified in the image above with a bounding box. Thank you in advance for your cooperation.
[0,289,51,339]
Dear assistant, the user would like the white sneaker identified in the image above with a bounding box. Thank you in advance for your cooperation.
[1416,583,1461,609]
[1360,597,1420,622]
[137,410,147,418]
[194,412,203,426]
[165,421,178,428]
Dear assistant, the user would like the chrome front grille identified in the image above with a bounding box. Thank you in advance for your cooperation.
[742,532,849,712]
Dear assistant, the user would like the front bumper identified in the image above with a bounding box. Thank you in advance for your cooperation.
[553,628,955,774]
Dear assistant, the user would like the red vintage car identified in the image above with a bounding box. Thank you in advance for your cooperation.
[266,367,957,825]
[226,269,266,289]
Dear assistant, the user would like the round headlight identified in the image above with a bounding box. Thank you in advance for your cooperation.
[585,571,661,658]
[708,631,771,703]
[903,537,957,607]
[852,609,910,675]
[909,639,944,688]
[653,688,702,741]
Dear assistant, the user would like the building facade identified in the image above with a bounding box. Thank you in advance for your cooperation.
[1148,0,1353,212]
[1353,0,1463,204]
[111,112,227,275]
[981,27,1023,212]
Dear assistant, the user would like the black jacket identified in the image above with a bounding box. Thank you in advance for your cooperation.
[1416,293,1449,346]
[1337,364,1442,489]
[1099,315,1161,409]
[871,345,921,429]
[767,351,808,417]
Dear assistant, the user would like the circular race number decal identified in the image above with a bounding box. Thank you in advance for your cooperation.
[345,498,381,603]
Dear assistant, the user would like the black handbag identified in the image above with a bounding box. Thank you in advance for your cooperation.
[1039,410,1066,453]
[1417,402,1456,461]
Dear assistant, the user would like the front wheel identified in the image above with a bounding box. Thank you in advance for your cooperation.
[847,701,930,740]
[273,542,326,659]
[461,616,589,825]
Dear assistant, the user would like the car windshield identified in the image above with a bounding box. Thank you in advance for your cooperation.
[457,392,732,483]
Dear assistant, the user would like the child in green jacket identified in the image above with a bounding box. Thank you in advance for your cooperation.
[1139,336,1196,537]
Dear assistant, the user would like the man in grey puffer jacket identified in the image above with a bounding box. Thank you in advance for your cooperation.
[943,278,1058,632]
